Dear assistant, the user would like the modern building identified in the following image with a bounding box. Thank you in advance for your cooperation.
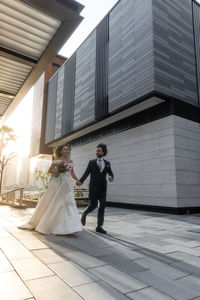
[45,0,200,213]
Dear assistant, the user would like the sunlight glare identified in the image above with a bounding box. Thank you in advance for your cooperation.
[4,88,34,157]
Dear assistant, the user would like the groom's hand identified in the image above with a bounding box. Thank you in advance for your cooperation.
[109,177,113,182]
[76,180,82,186]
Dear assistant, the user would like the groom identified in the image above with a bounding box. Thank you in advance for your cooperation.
[77,143,114,234]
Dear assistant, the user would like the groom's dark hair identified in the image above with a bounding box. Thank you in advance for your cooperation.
[97,143,107,156]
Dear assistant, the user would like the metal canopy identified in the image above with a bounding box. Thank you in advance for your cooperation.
[0,0,83,125]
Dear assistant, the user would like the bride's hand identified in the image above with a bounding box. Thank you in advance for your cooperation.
[54,171,60,177]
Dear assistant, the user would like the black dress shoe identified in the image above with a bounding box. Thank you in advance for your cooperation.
[96,226,107,234]
[81,214,86,226]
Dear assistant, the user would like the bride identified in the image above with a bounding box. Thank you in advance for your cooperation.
[19,144,83,235]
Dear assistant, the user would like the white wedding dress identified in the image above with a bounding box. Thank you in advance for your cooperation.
[19,161,83,235]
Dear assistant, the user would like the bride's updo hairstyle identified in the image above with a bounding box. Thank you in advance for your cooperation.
[55,144,70,158]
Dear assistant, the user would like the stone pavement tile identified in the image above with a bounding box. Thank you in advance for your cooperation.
[74,281,130,300]
[98,243,143,261]
[172,261,200,277]
[134,270,200,300]
[194,246,200,252]
[11,257,54,280]
[20,238,48,250]
[57,232,116,257]
[39,235,78,253]
[137,257,188,280]
[168,251,200,267]
[48,261,99,287]
[32,248,65,264]
[176,274,200,294]
[117,247,143,260]
[88,265,148,293]
[131,242,178,254]
[84,245,115,257]
[138,249,180,265]
[126,287,175,300]
[98,253,147,275]
[171,246,200,257]
[0,227,10,237]
[108,230,144,239]
[96,232,141,250]
[0,249,13,272]
[62,250,106,268]
[5,227,40,240]
[0,237,34,261]
[0,271,32,300]
[0,235,20,247]
[133,236,168,247]
[163,238,200,248]
[27,275,82,300]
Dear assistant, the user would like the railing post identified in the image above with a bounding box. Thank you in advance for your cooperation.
[19,189,23,207]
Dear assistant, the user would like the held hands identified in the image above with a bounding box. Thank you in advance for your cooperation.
[109,177,113,182]
[76,180,82,186]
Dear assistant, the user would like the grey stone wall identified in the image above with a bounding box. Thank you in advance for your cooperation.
[71,116,178,208]
[174,116,200,207]
[71,115,200,209]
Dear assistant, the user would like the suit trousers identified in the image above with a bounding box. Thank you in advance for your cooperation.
[83,186,107,227]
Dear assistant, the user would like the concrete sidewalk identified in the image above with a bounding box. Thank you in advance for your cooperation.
[0,206,200,300]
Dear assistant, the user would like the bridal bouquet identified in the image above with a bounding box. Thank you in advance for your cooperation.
[57,161,70,173]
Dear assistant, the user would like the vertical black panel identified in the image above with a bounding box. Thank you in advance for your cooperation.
[62,54,76,136]
[45,74,58,144]
[192,0,200,107]
[95,15,109,120]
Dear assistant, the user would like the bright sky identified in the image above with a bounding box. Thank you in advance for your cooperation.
[59,0,119,58]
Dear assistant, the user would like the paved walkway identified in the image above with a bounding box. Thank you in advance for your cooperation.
[0,205,200,300]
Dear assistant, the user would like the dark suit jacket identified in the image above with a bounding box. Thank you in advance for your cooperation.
[80,159,114,199]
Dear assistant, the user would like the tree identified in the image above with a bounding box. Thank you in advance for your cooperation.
[34,168,50,190]
[0,126,17,194]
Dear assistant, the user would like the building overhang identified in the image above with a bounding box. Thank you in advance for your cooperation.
[0,0,84,126]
